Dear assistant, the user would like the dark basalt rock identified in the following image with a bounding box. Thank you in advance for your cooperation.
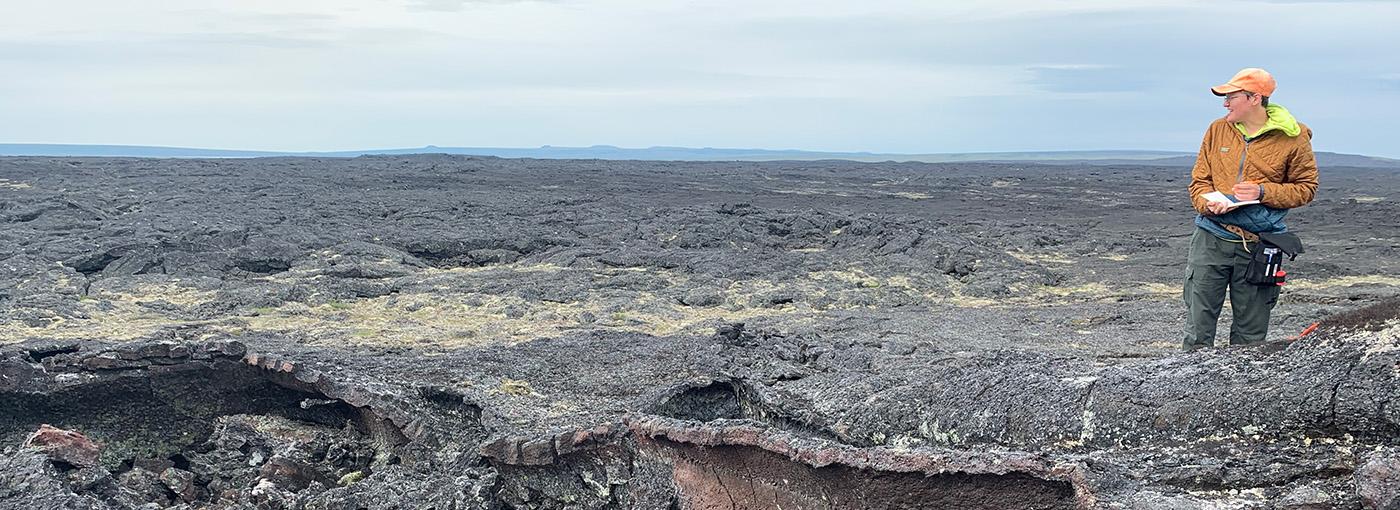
[0,305,1395,509]
[2,156,1398,508]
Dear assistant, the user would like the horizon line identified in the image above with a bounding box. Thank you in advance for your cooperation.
[2,142,1193,155]
[1,142,1396,163]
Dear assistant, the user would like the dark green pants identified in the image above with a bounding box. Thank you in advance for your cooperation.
[1183,228,1281,349]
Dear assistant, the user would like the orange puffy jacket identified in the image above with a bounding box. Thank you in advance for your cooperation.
[1188,113,1319,216]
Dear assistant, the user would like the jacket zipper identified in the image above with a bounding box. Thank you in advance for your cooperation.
[1236,136,1252,183]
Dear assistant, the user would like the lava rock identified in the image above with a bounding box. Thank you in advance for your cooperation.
[1358,449,1400,510]
[158,467,198,503]
[116,468,170,507]
[23,424,101,468]
[259,456,330,492]
[680,288,723,307]
[67,466,117,497]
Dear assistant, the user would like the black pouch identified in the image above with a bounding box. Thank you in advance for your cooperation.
[1245,232,1304,286]
[1244,244,1286,285]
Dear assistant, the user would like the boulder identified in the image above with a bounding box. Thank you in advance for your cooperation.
[23,424,100,468]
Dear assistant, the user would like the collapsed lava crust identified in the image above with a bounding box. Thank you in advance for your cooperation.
[2,298,1398,508]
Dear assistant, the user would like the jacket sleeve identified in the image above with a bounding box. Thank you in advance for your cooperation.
[1260,127,1319,209]
[1187,126,1216,214]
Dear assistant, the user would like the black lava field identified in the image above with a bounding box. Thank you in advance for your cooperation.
[1,155,1398,509]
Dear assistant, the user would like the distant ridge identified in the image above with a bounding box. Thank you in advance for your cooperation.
[2,143,1397,168]
[0,144,278,158]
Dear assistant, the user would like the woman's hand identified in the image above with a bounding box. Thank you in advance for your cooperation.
[1232,182,1261,201]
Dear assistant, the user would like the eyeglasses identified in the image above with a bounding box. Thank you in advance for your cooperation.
[1223,92,1254,102]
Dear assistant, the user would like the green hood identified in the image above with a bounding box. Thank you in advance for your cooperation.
[1234,103,1301,138]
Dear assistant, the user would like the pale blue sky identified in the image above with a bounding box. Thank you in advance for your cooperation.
[1,0,1396,157]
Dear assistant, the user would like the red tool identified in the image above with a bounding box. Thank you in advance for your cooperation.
[1294,322,1319,340]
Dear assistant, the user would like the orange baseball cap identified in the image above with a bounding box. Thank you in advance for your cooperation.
[1211,68,1276,97]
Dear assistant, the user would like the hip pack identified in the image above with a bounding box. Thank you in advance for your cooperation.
[1245,232,1304,286]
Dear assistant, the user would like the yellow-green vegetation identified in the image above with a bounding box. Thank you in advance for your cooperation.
[807,269,919,292]
[1289,275,1400,290]
[769,188,854,197]
[1136,283,1181,295]
[0,282,219,342]
[807,267,1150,308]
[496,378,536,396]
[1038,282,1112,298]
[0,179,32,190]
[93,282,218,307]
[236,283,776,347]
[337,471,366,486]
[953,279,1182,308]
[3,257,1296,347]
[1007,251,1077,265]
[888,191,932,200]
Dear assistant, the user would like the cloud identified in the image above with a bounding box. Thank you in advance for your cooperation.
[1026,65,1152,94]
[168,9,340,26]
[1,0,1398,157]
[405,0,552,12]
[162,31,334,49]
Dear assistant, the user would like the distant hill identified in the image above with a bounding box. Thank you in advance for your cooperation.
[0,144,278,158]
[2,143,1396,168]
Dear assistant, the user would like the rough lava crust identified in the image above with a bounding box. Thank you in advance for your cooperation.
[2,155,1398,509]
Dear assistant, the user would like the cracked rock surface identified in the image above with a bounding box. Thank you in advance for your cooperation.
[2,155,1398,508]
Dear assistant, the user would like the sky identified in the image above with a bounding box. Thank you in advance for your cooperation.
[1,0,1397,157]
